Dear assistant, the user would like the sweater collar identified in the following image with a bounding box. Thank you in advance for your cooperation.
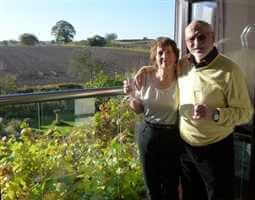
[188,47,219,68]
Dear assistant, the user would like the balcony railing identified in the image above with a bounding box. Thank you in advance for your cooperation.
[0,87,124,105]
[0,87,123,129]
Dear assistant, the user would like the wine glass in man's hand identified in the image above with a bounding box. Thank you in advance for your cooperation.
[192,90,203,119]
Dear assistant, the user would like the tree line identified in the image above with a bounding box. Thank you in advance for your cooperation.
[2,20,118,47]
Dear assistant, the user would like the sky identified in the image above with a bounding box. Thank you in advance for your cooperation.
[0,0,175,41]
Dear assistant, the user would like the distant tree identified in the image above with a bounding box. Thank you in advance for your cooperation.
[39,41,46,46]
[2,40,8,46]
[105,33,118,41]
[87,35,106,47]
[19,33,39,46]
[51,20,76,44]
[9,40,19,46]
[69,48,104,82]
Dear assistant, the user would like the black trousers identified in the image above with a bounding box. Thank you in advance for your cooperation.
[136,122,182,200]
[180,134,235,200]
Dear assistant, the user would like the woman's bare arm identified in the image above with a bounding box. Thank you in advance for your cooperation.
[134,66,156,90]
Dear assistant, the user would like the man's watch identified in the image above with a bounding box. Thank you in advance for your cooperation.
[212,109,220,122]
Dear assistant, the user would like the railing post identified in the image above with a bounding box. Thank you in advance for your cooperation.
[37,102,41,129]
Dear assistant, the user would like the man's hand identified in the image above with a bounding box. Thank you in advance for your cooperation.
[134,66,156,90]
[192,104,215,120]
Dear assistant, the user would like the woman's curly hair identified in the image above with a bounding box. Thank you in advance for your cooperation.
[150,37,179,66]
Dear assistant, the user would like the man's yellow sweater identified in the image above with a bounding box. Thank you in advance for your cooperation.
[178,54,254,146]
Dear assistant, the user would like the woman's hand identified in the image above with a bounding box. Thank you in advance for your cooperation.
[123,79,144,114]
[123,79,135,97]
[134,66,156,90]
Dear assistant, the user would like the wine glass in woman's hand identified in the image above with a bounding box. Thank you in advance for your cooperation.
[123,78,135,97]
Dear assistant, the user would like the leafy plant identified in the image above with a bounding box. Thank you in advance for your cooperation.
[85,71,123,88]
[84,71,124,111]
[0,74,17,95]
[0,98,145,200]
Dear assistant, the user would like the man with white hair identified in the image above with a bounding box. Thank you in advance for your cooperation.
[178,20,253,200]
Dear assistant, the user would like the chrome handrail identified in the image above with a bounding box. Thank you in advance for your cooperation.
[0,87,124,105]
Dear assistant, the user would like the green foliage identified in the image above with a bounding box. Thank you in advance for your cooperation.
[57,83,83,90]
[0,98,145,199]
[109,40,151,51]
[87,35,107,47]
[2,40,8,46]
[5,119,22,136]
[51,120,72,127]
[0,74,17,94]
[69,48,104,82]
[105,33,118,41]
[0,99,74,128]
[9,40,19,46]
[51,20,76,44]
[19,33,39,46]
[85,71,124,88]
[17,84,83,94]
[71,40,89,46]
[84,71,124,111]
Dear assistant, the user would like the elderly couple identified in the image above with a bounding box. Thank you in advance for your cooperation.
[123,20,254,200]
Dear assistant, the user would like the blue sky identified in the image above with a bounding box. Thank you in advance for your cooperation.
[0,0,175,41]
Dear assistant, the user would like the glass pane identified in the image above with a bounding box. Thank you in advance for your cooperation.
[40,99,75,128]
[192,2,217,27]
[0,103,39,128]
[0,98,100,129]
[74,98,95,125]
[234,138,251,199]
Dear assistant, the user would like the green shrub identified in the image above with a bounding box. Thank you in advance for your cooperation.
[85,71,123,89]
[19,33,39,46]
[69,48,104,82]
[85,71,124,111]
[0,98,145,200]
[87,35,107,47]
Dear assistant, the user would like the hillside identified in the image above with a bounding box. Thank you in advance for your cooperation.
[0,46,149,88]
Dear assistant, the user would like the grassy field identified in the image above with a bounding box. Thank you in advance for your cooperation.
[0,44,149,89]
